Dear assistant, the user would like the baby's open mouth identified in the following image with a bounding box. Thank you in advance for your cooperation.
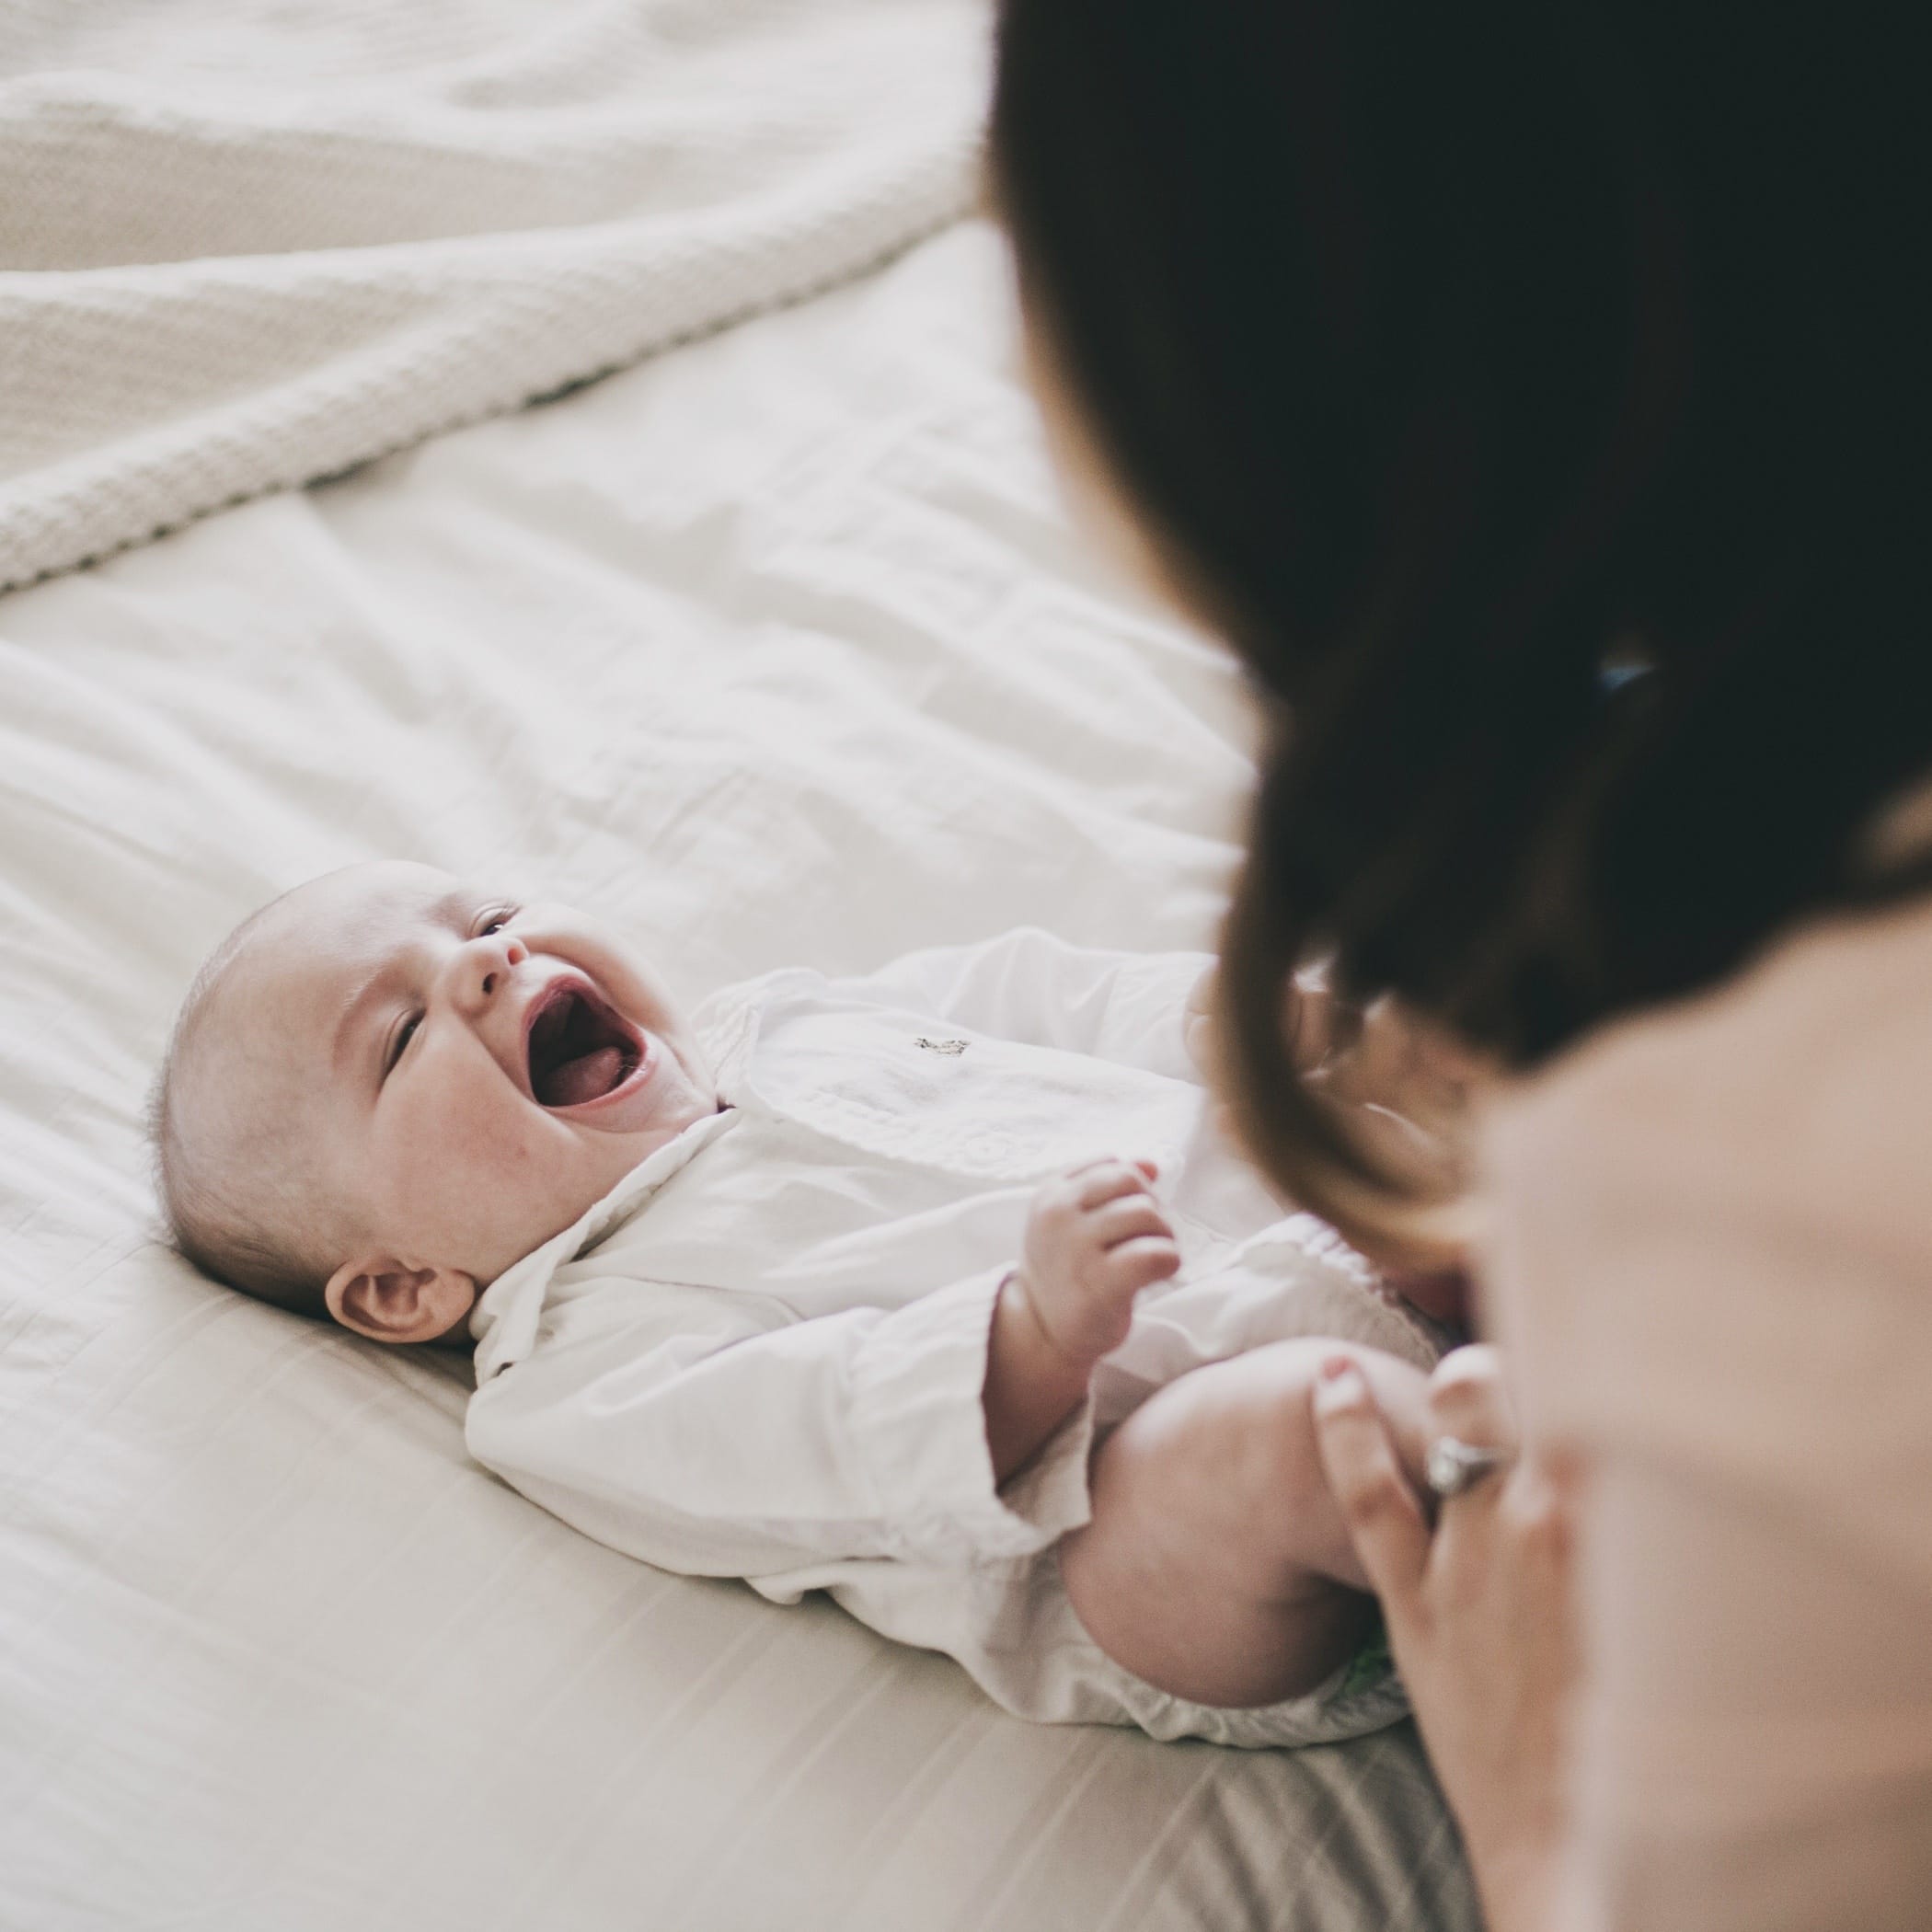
[524,982,641,1109]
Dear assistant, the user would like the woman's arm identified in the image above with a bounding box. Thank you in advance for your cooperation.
[1565,1454,1932,1931]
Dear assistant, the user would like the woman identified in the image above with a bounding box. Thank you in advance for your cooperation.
[991,4,1931,1927]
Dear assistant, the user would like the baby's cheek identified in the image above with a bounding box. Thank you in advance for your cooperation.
[448,1098,558,1198]
[390,1092,554,1237]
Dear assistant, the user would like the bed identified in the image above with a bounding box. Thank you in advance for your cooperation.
[0,8,1478,1927]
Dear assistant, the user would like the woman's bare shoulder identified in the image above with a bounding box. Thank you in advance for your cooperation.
[1482,891,1932,1604]
[1489,891,1932,1229]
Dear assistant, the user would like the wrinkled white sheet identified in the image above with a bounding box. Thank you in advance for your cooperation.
[0,0,983,591]
[0,220,1477,1931]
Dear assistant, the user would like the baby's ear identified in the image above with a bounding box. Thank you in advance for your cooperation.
[325,1255,477,1347]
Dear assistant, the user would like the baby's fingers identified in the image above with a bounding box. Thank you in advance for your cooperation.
[1070,1158,1159,1210]
[1104,1236,1181,1295]
[1087,1196,1174,1248]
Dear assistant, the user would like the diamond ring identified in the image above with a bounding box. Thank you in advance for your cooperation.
[1425,1434,1512,1499]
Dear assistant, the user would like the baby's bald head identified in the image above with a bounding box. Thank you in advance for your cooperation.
[152,889,346,1317]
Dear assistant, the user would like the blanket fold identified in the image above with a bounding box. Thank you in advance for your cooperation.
[0,0,987,592]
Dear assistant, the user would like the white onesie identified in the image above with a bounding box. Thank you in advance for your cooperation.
[466,930,1443,1748]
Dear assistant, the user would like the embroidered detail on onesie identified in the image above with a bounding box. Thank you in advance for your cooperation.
[913,1036,969,1055]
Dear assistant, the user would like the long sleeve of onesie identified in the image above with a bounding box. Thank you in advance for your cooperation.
[466,1262,1093,1584]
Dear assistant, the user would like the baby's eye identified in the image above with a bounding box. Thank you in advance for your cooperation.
[385,1012,421,1075]
[476,905,518,937]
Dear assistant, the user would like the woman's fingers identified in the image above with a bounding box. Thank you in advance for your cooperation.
[1427,1344,1518,1452]
[1310,1358,1432,1616]
[1313,1340,1578,1925]
[1497,1450,1578,1569]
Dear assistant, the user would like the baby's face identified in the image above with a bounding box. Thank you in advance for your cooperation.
[209,861,717,1304]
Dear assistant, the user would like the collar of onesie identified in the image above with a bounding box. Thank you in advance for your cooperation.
[468,1104,743,1385]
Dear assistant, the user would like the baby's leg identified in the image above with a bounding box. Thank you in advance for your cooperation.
[1059,1340,1432,1709]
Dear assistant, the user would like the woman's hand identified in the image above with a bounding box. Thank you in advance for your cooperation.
[1312,1346,1579,1932]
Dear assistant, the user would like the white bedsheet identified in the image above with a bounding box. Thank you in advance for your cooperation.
[0,219,1477,1931]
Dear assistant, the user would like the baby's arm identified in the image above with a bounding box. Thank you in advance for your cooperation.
[469,1267,1103,1586]
[983,1157,1179,1483]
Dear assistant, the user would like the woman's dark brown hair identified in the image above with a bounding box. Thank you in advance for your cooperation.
[994,0,1932,1245]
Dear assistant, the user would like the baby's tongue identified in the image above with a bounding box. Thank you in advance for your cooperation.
[543,1044,626,1108]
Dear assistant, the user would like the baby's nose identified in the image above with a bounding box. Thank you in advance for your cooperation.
[466,933,527,1001]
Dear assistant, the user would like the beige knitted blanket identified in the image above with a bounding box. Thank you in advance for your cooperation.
[0,0,986,592]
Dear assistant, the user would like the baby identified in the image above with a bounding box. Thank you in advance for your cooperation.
[155,861,1453,1748]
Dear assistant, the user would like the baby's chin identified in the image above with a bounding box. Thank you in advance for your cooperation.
[493,1067,719,1269]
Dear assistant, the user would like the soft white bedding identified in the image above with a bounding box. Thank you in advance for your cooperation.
[0,214,1477,1930]
[0,0,982,592]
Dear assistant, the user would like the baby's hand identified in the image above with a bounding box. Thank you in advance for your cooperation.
[1016,1157,1181,1365]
